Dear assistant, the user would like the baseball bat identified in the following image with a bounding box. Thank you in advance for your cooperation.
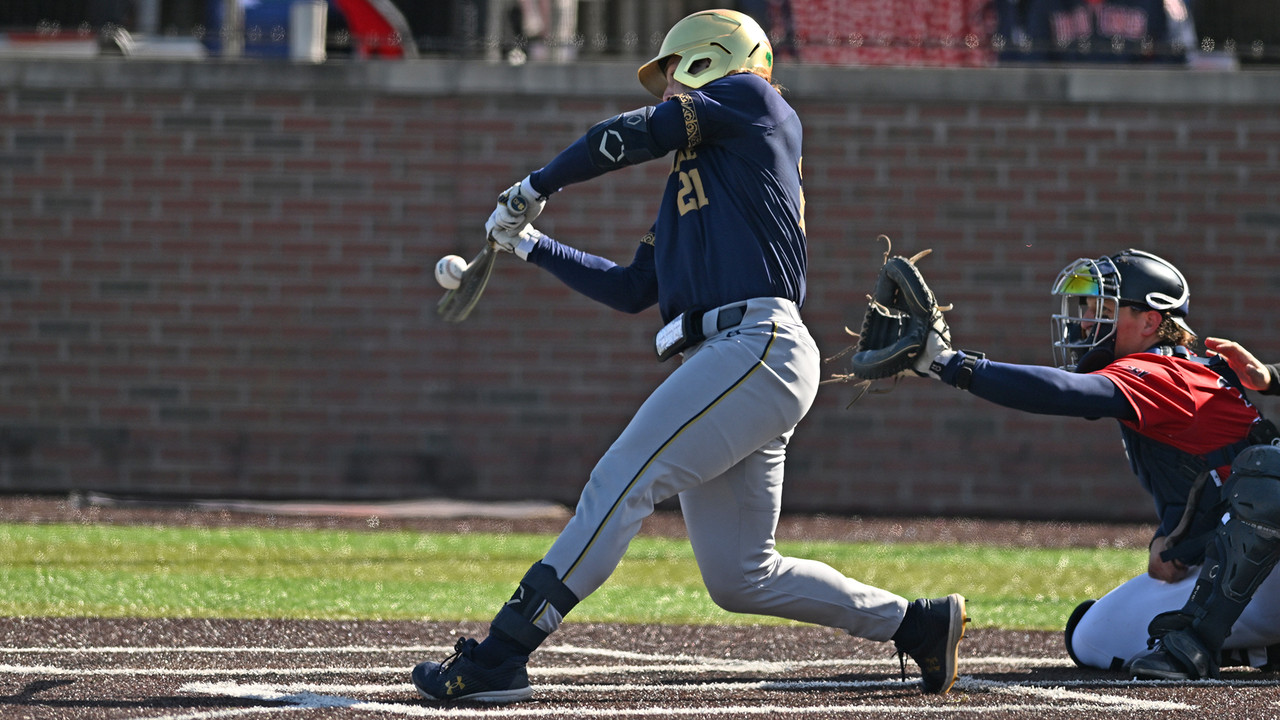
[437,238,499,323]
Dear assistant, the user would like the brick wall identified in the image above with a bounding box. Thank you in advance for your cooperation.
[2,60,1278,521]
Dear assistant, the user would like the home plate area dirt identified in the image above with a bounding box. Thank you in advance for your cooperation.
[2,496,1278,718]
[2,617,1278,720]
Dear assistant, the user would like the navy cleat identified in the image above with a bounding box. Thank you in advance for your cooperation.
[411,638,533,703]
[897,594,968,694]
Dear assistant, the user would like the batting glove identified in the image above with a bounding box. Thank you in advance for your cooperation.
[490,223,542,261]
[485,176,548,236]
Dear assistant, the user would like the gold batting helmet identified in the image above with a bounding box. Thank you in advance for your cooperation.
[637,9,773,99]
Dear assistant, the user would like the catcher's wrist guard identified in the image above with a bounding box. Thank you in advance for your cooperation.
[953,351,984,390]
[931,350,985,389]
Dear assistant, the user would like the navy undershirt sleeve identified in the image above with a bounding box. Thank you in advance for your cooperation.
[526,234,658,314]
[941,354,1137,421]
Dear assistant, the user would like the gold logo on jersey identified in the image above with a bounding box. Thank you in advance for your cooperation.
[641,231,655,246]
[675,93,701,147]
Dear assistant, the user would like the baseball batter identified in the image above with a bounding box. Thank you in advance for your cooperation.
[410,9,966,704]
[911,249,1280,678]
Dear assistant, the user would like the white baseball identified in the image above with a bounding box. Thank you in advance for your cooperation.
[434,254,468,290]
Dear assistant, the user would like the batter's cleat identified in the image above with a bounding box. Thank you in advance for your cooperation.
[897,593,968,694]
[411,637,533,703]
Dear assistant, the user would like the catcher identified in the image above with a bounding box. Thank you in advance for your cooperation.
[844,246,1280,679]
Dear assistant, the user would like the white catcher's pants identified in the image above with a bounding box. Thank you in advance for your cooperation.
[540,297,908,640]
[1072,566,1280,669]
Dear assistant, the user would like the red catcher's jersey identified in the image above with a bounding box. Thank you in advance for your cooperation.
[1097,353,1261,456]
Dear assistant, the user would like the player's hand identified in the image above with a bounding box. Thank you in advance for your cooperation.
[913,310,953,379]
[1148,535,1191,583]
[490,223,542,260]
[1204,337,1272,393]
[485,176,547,236]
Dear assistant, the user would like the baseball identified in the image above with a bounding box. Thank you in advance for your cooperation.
[434,254,468,290]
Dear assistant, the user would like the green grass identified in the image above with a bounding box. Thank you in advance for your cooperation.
[0,522,1144,630]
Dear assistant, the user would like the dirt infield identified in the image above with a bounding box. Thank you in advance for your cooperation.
[2,617,1278,719]
[3,494,1278,718]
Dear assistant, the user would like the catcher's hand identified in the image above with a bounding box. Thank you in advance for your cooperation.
[844,241,953,381]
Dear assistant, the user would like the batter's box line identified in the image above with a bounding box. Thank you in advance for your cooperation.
[0,642,1078,674]
[957,677,1193,712]
[0,657,1071,680]
[177,676,1194,718]
[0,644,1075,667]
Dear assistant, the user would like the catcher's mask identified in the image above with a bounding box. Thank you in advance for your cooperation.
[1051,249,1192,371]
[637,9,773,99]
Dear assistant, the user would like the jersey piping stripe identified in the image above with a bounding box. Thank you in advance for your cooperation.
[552,322,780,592]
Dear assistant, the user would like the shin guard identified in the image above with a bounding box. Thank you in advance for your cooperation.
[1177,447,1280,659]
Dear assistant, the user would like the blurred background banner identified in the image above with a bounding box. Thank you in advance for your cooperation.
[1,1,1278,522]
[2,0,1278,66]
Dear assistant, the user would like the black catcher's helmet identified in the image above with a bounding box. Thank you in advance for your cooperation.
[1051,249,1191,371]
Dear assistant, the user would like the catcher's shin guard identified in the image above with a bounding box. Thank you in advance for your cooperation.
[1138,446,1280,678]
[489,562,581,652]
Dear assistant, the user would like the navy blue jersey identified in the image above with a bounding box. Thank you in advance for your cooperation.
[526,73,807,324]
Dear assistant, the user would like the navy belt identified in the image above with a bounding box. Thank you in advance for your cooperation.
[654,302,749,362]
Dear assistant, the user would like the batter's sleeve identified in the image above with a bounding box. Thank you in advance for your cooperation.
[526,232,658,313]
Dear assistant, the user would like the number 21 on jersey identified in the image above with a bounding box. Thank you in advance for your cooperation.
[672,148,709,216]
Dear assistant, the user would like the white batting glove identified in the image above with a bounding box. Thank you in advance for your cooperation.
[913,311,954,379]
[490,223,542,261]
[485,176,548,236]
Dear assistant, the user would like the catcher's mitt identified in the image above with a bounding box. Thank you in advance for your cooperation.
[839,239,951,382]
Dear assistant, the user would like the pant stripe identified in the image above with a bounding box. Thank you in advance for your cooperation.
[554,323,780,589]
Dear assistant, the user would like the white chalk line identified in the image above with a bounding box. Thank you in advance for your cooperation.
[177,676,1196,719]
[0,658,1074,678]
[0,643,1076,665]
[0,641,1076,672]
[0,643,1221,718]
[170,669,1201,718]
